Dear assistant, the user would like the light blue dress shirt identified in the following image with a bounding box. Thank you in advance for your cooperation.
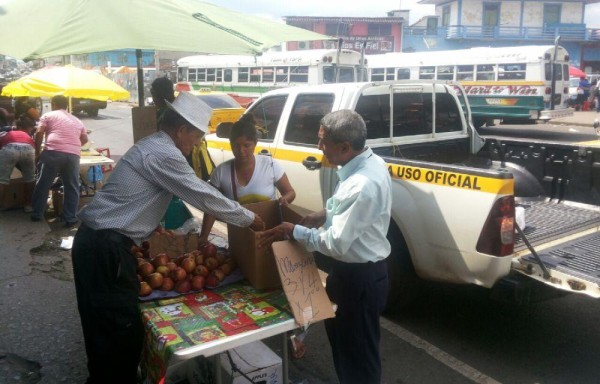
[293,147,392,263]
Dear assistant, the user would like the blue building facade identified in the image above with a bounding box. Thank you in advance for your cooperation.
[404,0,600,72]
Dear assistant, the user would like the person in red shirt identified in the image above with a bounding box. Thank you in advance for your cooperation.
[0,115,37,212]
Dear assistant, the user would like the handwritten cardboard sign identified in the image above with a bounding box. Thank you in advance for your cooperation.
[271,240,335,326]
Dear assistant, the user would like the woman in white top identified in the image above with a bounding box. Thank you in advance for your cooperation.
[199,114,295,242]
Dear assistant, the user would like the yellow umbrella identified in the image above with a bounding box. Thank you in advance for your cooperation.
[1,65,130,101]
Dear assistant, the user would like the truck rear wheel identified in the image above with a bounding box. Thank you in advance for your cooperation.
[87,108,99,117]
[384,221,423,314]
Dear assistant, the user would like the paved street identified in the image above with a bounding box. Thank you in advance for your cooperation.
[3,103,600,383]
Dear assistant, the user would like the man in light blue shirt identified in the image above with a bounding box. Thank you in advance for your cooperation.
[260,109,392,383]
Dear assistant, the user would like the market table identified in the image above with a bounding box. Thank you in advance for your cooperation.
[79,149,114,196]
[140,280,297,384]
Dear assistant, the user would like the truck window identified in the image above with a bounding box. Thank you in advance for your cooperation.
[356,90,461,138]
[284,94,334,147]
[245,95,288,142]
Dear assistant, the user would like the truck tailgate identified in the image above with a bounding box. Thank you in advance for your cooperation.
[513,200,600,297]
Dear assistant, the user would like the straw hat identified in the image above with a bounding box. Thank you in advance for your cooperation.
[165,91,212,133]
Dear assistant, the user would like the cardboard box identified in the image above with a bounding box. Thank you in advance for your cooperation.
[227,200,302,289]
[0,178,25,210]
[131,105,158,143]
[219,340,282,384]
[148,232,199,258]
[51,190,93,217]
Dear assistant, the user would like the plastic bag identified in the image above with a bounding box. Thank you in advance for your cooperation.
[171,216,203,235]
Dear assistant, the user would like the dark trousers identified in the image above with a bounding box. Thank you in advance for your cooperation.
[325,258,389,384]
[72,223,143,384]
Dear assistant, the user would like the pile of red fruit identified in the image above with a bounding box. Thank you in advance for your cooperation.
[134,242,236,297]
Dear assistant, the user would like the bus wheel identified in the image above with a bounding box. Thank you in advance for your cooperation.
[384,221,423,314]
[87,108,99,117]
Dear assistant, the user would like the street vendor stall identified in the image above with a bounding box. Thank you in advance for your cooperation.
[137,201,335,384]
[140,281,296,383]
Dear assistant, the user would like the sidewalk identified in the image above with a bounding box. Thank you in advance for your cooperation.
[550,110,600,127]
[0,209,87,383]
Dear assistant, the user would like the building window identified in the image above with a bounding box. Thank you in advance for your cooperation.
[483,3,500,27]
[442,5,450,27]
[544,4,561,25]
[368,24,392,36]
[325,23,351,36]
[426,17,438,35]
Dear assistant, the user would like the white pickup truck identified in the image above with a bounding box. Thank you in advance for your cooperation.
[206,81,600,310]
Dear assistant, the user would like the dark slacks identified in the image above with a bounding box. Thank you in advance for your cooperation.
[325,258,389,384]
[72,223,143,384]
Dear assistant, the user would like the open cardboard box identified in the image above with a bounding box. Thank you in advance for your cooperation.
[227,200,302,289]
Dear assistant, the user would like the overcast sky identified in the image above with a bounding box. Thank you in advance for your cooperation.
[213,0,600,27]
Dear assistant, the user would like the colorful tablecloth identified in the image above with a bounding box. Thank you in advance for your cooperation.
[140,281,293,383]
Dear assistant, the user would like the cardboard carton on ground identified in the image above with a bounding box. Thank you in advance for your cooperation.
[0,178,25,210]
[227,200,302,289]
[147,232,199,258]
[219,340,282,384]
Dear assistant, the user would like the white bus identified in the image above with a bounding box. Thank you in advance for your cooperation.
[366,45,573,127]
[176,49,365,99]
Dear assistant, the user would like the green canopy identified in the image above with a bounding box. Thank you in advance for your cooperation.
[0,0,332,60]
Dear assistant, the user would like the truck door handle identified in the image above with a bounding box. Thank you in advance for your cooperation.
[302,156,322,170]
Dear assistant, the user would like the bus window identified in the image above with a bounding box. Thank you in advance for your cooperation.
[544,63,564,80]
[498,63,525,80]
[285,94,334,146]
[323,67,335,83]
[275,67,288,82]
[456,65,474,80]
[397,68,410,80]
[290,66,308,82]
[437,66,454,80]
[224,69,232,82]
[263,67,275,82]
[562,64,569,81]
[197,68,207,82]
[246,95,288,141]
[188,68,197,82]
[178,67,187,82]
[476,64,495,80]
[371,68,385,81]
[206,68,217,82]
[239,67,249,82]
[419,66,435,80]
[338,67,355,83]
[250,68,261,82]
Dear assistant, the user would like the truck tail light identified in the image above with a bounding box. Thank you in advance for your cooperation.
[476,196,515,257]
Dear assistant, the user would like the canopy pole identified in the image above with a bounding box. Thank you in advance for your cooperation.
[136,49,144,107]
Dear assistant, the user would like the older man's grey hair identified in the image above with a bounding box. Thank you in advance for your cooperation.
[320,109,367,150]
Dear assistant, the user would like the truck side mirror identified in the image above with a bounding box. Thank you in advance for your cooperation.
[216,122,233,138]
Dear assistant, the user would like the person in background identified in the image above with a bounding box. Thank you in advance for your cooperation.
[31,95,88,226]
[71,92,264,384]
[14,97,41,121]
[258,110,392,384]
[199,114,296,243]
[589,79,600,112]
[0,115,37,212]
[578,76,591,109]
[150,76,175,124]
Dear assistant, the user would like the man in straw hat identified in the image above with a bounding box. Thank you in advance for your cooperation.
[71,92,265,383]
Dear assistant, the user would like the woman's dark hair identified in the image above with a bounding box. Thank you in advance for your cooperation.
[230,114,258,143]
[15,114,36,133]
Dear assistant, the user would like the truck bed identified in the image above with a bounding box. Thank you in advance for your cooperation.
[516,199,600,285]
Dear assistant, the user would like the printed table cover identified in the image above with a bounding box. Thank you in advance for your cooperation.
[140,281,293,383]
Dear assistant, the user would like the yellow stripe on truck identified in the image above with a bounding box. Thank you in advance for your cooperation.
[207,140,513,194]
[388,163,514,195]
